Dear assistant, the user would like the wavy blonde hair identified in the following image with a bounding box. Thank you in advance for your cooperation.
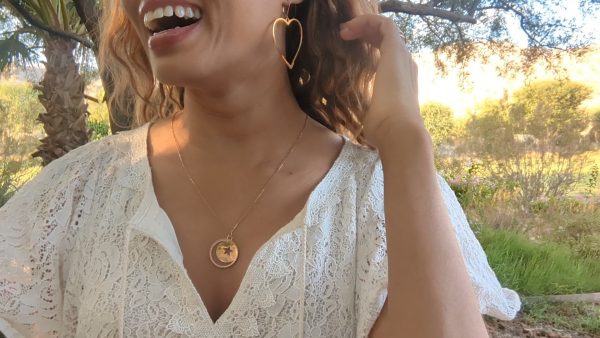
[99,0,379,146]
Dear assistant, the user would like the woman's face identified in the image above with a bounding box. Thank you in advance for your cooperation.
[120,0,293,88]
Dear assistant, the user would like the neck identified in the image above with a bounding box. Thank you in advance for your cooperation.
[174,64,308,168]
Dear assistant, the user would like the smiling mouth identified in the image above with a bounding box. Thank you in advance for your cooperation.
[143,5,202,35]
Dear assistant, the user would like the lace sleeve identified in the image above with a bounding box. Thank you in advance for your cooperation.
[354,159,388,338]
[0,149,91,337]
[354,159,522,337]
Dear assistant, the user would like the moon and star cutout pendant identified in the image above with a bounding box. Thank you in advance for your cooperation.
[209,238,239,268]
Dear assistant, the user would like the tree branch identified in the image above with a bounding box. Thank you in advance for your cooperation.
[6,0,93,49]
[73,0,99,52]
[379,0,477,24]
[479,4,568,51]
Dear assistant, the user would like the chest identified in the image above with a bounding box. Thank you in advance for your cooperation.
[153,166,319,323]
[68,171,362,337]
[120,209,359,337]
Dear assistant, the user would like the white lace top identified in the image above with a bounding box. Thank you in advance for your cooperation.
[0,122,521,338]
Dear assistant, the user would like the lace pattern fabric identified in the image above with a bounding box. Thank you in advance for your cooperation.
[0,122,521,337]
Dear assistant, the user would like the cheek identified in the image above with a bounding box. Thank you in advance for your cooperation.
[120,2,152,55]
[120,0,139,21]
[223,10,276,53]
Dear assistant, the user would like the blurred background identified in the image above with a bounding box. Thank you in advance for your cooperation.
[0,1,598,337]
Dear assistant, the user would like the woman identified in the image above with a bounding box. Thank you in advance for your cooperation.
[0,0,521,337]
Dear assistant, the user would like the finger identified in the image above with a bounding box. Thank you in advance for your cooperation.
[339,14,405,53]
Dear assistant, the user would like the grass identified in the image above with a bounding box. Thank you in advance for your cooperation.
[579,149,600,167]
[474,224,600,296]
[521,298,600,336]
[478,225,600,336]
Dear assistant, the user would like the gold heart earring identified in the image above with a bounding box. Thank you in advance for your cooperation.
[272,1,303,70]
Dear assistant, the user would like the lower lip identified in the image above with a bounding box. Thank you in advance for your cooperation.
[148,20,201,52]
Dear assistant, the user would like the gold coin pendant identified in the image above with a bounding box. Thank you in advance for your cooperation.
[209,239,239,268]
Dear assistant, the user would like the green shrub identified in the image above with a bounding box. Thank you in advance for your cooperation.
[87,119,110,141]
[86,88,111,141]
[0,81,44,158]
[546,199,600,260]
[512,80,592,150]
[0,158,41,207]
[420,102,455,147]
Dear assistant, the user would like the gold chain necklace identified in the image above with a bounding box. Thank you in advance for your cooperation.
[170,111,309,268]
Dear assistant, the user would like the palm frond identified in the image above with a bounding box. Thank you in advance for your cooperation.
[0,32,40,72]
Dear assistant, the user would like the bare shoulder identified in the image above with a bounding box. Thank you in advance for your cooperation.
[145,117,172,156]
[303,117,345,160]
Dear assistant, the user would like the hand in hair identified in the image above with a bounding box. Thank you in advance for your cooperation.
[340,14,422,151]
[340,14,490,338]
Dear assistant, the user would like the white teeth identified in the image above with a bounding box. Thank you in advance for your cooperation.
[154,7,164,19]
[185,7,194,19]
[143,5,202,31]
[175,6,186,18]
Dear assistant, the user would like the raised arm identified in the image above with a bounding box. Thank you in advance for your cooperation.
[341,15,489,337]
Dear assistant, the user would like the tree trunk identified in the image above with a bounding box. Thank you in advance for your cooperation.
[32,36,90,166]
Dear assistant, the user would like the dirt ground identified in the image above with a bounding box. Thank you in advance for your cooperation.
[484,314,599,338]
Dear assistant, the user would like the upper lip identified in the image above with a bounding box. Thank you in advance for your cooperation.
[139,0,201,18]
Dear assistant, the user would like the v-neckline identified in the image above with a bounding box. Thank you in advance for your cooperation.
[131,120,351,330]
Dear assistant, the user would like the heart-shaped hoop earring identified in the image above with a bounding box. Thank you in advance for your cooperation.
[272,2,303,70]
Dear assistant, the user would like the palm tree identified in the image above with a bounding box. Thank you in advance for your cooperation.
[2,0,91,165]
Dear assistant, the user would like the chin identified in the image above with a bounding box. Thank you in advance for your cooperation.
[150,57,207,83]
[154,70,202,87]
[152,56,247,90]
